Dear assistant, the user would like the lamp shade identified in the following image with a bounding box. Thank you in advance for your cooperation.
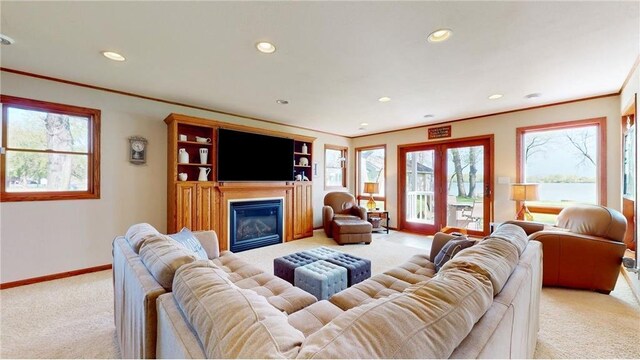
[509,183,539,201]
[363,182,379,194]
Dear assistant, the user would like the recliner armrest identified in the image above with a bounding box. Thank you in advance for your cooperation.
[193,230,220,259]
[353,206,368,221]
[323,206,335,237]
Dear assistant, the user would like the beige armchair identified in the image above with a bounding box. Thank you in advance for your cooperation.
[503,204,627,294]
[322,192,367,237]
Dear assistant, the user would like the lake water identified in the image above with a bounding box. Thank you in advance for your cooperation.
[449,182,596,203]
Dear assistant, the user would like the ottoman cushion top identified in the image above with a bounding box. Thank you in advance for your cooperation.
[333,219,372,234]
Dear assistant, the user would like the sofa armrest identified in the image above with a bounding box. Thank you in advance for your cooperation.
[353,206,368,221]
[500,220,545,236]
[323,206,335,237]
[429,232,461,262]
[193,230,219,259]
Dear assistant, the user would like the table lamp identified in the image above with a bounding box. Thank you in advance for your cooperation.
[509,183,539,221]
[363,182,379,210]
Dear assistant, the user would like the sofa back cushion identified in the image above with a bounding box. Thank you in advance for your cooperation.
[173,261,304,359]
[487,223,528,255]
[297,268,493,359]
[125,223,160,253]
[440,237,519,296]
[139,235,197,290]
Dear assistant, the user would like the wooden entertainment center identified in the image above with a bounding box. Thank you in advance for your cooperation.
[165,113,315,251]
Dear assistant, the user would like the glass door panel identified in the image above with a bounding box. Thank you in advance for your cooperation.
[403,149,437,233]
[446,145,486,231]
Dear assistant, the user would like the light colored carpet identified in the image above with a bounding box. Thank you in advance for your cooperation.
[1,230,638,359]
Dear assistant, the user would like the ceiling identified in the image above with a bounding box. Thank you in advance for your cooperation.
[1,1,638,137]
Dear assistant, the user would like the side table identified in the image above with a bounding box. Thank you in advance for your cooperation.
[366,210,390,234]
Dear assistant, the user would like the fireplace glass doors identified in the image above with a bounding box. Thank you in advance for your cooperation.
[229,199,283,252]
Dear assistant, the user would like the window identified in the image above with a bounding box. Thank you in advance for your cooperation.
[324,145,347,189]
[356,145,386,209]
[517,118,606,220]
[1,95,101,201]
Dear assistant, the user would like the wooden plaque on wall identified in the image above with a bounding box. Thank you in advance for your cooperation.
[428,125,452,139]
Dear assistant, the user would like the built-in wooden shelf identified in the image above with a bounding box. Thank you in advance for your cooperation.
[178,163,213,167]
[178,140,213,146]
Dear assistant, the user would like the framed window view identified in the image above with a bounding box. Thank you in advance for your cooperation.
[0,95,101,202]
[324,145,347,189]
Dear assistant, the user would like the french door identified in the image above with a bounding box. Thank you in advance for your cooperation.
[399,136,493,236]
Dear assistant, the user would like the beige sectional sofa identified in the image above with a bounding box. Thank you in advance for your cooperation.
[142,224,542,359]
[112,224,316,358]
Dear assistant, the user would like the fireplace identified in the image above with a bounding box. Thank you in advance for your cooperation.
[229,199,284,252]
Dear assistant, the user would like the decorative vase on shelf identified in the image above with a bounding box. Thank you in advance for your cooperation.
[301,143,308,154]
[198,167,211,181]
[178,148,189,164]
[199,148,208,164]
[299,157,309,166]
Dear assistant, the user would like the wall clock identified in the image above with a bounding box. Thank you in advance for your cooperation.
[128,136,148,164]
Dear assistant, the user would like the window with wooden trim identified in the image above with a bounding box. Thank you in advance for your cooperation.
[1,95,101,202]
[516,118,606,221]
[356,145,386,209]
[324,145,347,189]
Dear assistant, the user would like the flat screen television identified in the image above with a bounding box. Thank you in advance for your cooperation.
[217,128,294,181]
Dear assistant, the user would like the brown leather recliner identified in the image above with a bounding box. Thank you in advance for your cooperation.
[503,204,627,294]
[322,192,367,237]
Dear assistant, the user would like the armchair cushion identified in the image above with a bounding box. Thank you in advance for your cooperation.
[556,204,627,242]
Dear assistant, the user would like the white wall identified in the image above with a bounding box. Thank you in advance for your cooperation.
[621,63,639,112]
[351,96,623,228]
[0,71,349,283]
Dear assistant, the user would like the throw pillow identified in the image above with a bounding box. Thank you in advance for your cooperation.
[169,227,208,260]
[433,237,475,272]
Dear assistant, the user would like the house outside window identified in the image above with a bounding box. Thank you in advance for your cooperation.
[356,145,386,209]
[325,145,347,189]
[517,118,605,222]
[1,95,101,202]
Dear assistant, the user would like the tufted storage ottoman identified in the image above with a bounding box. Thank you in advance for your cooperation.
[274,252,319,284]
[325,253,371,286]
[294,260,348,300]
[302,246,342,260]
[332,219,372,245]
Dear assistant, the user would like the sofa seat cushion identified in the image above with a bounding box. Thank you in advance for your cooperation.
[213,251,317,314]
[329,254,435,311]
[172,261,305,359]
[288,300,345,337]
[139,235,197,290]
[297,268,494,359]
[125,223,161,253]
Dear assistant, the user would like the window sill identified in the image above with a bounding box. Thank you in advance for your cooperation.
[0,191,100,202]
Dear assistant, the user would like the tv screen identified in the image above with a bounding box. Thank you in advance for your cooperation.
[217,128,294,181]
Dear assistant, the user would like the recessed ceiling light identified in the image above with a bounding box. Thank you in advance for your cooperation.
[525,93,542,99]
[423,114,435,119]
[276,99,289,104]
[0,34,15,45]
[427,29,452,43]
[360,122,369,126]
[256,42,276,54]
[378,97,391,102]
[488,94,503,100]
[102,51,126,61]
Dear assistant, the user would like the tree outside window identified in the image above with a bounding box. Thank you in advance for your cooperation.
[1,96,100,201]
[517,118,605,221]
